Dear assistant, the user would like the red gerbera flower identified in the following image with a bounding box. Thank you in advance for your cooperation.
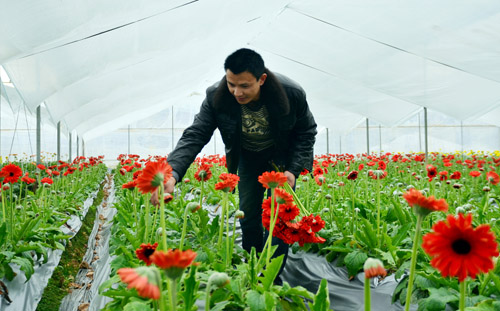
[469,171,481,178]
[450,171,461,180]
[258,171,287,189]
[41,177,53,185]
[422,213,499,282]
[194,163,213,182]
[122,180,137,190]
[136,243,158,266]
[378,161,387,171]
[37,164,46,170]
[438,171,448,181]
[274,188,294,205]
[150,249,198,279]
[402,188,448,217]
[136,161,173,194]
[1,164,23,184]
[117,267,161,300]
[314,174,326,186]
[486,171,500,185]
[21,173,36,184]
[214,173,240,192]
[346,170,358,180]
[426,165,437,180]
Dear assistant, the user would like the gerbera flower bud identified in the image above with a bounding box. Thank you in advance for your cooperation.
[234,210,245,219]
[302,176,309,182]
[208,272,230,288]
[363,258,387,279]
[2,183,10,191]
[186,202,201,213]
[183,178,190,183]
[164,194,174,204]
[325,194,332,200]
[483,186,491,192]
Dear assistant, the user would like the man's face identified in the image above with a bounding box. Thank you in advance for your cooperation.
[226,70,267,105]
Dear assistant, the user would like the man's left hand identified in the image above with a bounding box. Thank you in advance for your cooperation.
[284,171,295,188]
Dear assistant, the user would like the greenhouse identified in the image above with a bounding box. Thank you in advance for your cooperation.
[1,1,500,310]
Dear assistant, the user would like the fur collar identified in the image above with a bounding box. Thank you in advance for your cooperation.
[213,69,290,116]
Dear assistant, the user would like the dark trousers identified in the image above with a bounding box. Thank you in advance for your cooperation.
[237,148,289,274]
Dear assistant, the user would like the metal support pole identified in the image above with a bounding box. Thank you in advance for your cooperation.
[424,107,428,163]
[82,139,85,157]
[128,125,131,155]
[326,128,329,154]
[57,121,61,162]
[36,106,41,164]
[69,132,72,162]
[339,136,342,154]
[171,106,174,151]
[76,136,79,157]
[379,124,382,155]
[366,118,370,155]
[418,112,422,152]
[460,121,464,161]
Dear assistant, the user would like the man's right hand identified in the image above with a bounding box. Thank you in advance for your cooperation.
[150,176,176,206]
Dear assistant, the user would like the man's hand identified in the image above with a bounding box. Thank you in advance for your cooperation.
[150,176,176,206]
[284,170,295,188]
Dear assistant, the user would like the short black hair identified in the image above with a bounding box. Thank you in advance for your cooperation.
[224,48,265,80]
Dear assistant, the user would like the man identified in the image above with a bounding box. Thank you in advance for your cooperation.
[155,48,317,280]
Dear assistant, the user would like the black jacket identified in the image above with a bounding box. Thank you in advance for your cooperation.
[167,69,317,181]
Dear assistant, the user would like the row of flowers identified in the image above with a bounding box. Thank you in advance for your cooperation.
[0,156,107,301]
[98,154,329,310]
[101,151,500,310]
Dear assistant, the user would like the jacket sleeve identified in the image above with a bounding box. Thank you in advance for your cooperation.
[286,88,317,177]
[167,93,217,181]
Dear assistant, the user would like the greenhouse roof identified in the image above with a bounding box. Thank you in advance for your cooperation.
[1,0,500,141]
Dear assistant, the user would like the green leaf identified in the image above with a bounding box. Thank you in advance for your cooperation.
[344,250,368,278]
[258,255,283,291]
[464,299,500,311]
[264,291,277,311]
[181,266,200,311]
[246,290,266,311]
[123,301,153,311]
[309,278,330,311]
[355,218,377,249]
[417,287,458,311]
[0,223,7,247]
[120,227,140,249]
[11,256,35,281]
[99,275,121,294]
[210,301,231,311]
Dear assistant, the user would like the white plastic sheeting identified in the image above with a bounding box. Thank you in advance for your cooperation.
[1,0,500,148]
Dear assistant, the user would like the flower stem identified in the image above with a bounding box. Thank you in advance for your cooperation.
[205,279,213,311]
[266,188,277,267]
[179,205,189,251]
[459,280,466,311]
[217,193,227,251]
[169,279,177,311]
[225,200,231,269]
[364,277,371,311]
[158,186,168,250]
[376,178,381,247]
[404,214,423,311]
[351,185,355,235]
